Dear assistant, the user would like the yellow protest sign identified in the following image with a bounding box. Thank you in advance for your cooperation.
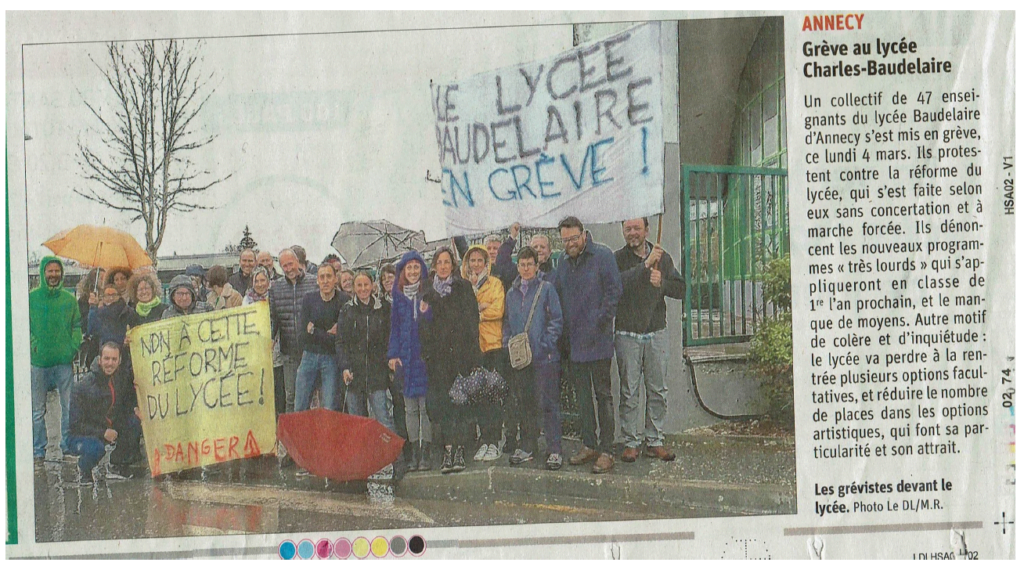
[128,301,277,476]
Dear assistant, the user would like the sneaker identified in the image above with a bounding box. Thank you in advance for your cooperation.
[546,453,563,470]
[78,468,96,486]
[295,468,310,477]
[451,446,466,473]
[481,444,501,462]
[473,444,489,462]
[105,466,134,480]
[440,446,454,474]
[509,448,534,466]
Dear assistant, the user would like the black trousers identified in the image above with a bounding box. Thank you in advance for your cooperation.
[571,358,614,454]
[426,384,470,448]
[273,365,286,417]
[389,375,409,443]
[473,349,506,445]
[109,414,144,466]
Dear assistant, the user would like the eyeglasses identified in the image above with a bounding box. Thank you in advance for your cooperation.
[560,234,582,245]
[173,290,192,298]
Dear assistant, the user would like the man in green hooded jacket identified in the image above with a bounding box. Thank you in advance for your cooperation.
[29,256,82,464]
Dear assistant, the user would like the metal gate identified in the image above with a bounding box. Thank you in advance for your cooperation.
[682,165,789,346]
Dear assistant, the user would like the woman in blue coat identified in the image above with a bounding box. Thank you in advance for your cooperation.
[387,251,433,472]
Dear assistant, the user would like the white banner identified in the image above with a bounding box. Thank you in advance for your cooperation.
[432,22,664,236]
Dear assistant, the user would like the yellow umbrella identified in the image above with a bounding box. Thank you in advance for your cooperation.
[43,225,153,270]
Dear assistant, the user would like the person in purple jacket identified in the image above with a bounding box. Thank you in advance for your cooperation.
[552,216,623,474]
[387,251,433,472]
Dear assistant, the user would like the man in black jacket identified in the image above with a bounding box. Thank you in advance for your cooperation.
[227,248,257,294]
[614,218,685,463]
[67,342,142,483]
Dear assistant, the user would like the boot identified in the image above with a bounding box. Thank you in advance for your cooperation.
[418,443,433,472]
[407,445,420,473]
[452,446,466,473]
[393,453,408,482]
[440,445,454,474]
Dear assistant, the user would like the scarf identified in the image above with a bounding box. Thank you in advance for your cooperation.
[402,283,419,300]
[519,277,533,297]
[244,286,269,304]
[433,274,453,298]
[472,272,488,292]
[135,296,163,318]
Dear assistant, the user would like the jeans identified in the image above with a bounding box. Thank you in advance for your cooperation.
[282,355,302,413]
[404,396,432,445]
[31,364,73,458]
[615,329,670,448]
[535,362,563,455]
[294,352,340,412]
[68,436,106,476]
[570,358,614,454]
[346,389,395,432]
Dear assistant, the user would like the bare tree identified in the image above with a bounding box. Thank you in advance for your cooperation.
[76,39,230,265]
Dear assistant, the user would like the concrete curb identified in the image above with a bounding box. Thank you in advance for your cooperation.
[396,465,795,517]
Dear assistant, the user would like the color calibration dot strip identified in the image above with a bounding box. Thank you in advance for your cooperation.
[279,535,425,559]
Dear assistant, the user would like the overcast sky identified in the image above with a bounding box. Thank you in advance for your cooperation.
[22,25,571,263]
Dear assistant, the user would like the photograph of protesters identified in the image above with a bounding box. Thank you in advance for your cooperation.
[17,15,805,543]
[503,246,564,469]
[419,247,479,474]
[388,251,432,471]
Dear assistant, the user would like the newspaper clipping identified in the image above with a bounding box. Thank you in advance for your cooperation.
[3,10,1016,559]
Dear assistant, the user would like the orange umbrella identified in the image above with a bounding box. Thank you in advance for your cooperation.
[43,225,153,270]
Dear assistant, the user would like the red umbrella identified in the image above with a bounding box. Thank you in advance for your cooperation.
[277,409,405,482]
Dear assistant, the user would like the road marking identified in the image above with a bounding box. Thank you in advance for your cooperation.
[164,482,435,525]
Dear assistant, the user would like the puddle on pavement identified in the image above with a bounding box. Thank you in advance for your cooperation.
[34,453,694,542]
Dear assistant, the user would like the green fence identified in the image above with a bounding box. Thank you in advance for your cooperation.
[682,165,789,346]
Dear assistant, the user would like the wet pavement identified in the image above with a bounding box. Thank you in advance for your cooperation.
[32,391,796,542]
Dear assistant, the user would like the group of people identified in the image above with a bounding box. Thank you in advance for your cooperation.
[29,215,684,483]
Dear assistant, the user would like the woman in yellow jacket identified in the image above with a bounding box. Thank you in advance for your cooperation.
[462,245,506,462]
